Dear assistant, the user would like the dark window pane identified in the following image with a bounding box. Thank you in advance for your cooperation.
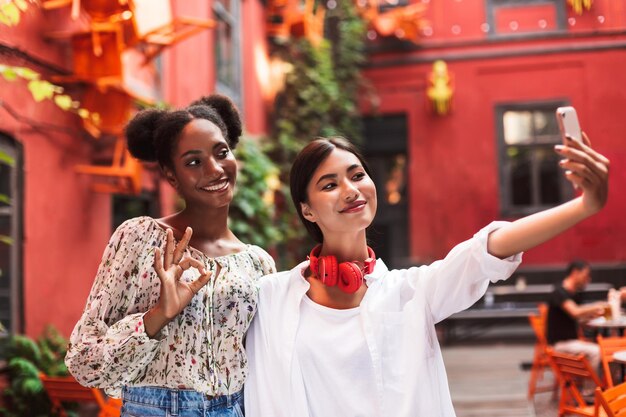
[215,18,234,88]
[510,148,532,206]
[539,151,561,205]
[112,193,159,231]
[0,216,11,243]
[0,226,10,283]
[0,215,11,331]
[0,163,11,205]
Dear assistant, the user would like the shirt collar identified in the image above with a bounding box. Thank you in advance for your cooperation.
[365,258,388,286]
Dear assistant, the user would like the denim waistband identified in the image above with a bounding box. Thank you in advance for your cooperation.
[122,386,242,413]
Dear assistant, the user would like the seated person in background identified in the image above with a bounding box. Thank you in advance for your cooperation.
[547,260,605,370]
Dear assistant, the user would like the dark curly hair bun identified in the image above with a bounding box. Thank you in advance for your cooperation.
[126,109,166,162]
[190,94,242,148]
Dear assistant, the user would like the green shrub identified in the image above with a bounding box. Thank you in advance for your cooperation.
[0,325,73,417]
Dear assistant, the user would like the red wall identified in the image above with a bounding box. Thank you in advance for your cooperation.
[362,1,626,266]
[0,7,113,338]
[2,0,270,338]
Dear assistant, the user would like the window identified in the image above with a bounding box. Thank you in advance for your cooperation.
[497,103,571,216]
[485,0,566,36]
[112,192,160,232]
[213,0,242,109]
[0,134,23,337]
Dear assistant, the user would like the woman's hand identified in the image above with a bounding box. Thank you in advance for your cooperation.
[556,133,610,215]
[144,227,211,337]
[487,132,610,259]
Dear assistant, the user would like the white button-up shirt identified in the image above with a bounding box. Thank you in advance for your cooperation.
[245,222,522,417]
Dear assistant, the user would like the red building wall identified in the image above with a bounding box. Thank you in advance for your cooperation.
[362,0,626,267]
[0,7,113,338]
[1,0,269,339]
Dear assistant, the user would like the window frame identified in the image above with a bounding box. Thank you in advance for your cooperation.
[495,101,572,217]
[0,133,24,338]
[212,0,243,111]
[485,0,567,37]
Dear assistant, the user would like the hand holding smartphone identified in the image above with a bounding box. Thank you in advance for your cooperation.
[556,106,583,143]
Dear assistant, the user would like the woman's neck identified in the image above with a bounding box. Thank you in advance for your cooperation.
[162,205,231,241]
[318,230,369,264]
[306,277,367,309]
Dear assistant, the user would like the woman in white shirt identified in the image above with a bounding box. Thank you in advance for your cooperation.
[244,135,609,417]
[65,95,275,417]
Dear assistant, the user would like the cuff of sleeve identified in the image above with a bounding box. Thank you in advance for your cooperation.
[473,221,523,283]
[138,311,169,341]
[108,312,168,345]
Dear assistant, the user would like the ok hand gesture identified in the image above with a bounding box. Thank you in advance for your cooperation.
[145,227,211,337]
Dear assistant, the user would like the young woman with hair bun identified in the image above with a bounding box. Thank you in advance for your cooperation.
[65,95,275,417]
[243,135,609,416]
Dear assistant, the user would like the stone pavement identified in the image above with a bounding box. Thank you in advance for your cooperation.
[442,342,559,417]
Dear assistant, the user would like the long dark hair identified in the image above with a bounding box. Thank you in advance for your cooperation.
[289,137,372,243]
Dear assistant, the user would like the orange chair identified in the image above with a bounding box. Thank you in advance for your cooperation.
[39,373,121,417]
[598,335,626,387]
[547,348,605,417]
[528,303,557,399]
[595,381,626,417]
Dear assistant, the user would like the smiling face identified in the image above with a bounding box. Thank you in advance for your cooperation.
[300,148,377,240]
[164,118,237,209]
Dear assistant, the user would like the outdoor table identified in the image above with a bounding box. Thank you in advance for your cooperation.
[583,316,626,337]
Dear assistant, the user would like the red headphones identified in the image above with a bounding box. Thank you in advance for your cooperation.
[308,245,376,294]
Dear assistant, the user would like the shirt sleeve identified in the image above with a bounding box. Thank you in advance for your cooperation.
[408,221,523,324]
[65,219,165,390]
[250,245,277,275]
[551,287,570,307]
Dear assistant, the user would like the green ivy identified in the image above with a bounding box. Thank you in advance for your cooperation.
[229,138,283,250]
[267,2,367,266]
[0,0,34,27]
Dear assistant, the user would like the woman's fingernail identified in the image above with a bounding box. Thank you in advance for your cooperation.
[555,145,565,152]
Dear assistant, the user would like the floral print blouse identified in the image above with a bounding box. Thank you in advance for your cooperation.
[65,216,276,398]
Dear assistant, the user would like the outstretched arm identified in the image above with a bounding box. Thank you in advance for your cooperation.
[487,133,610,259]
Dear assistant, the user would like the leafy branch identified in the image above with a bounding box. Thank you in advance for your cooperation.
[0,0,36,27]
[0,64,100,124]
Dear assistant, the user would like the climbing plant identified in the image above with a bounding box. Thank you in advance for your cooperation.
[0,2,98,123]
[230,137,283,250]
[0,0,35,27]
[267,1,367,267]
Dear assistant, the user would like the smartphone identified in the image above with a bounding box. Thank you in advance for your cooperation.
[556,106,583,143]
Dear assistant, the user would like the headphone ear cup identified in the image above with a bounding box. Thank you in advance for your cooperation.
[319,256,338,287]
[338,262,363,294]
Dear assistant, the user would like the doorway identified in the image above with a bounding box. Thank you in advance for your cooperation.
[362,114,409,269]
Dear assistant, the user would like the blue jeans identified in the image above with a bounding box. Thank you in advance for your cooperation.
[121,386,244,417]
